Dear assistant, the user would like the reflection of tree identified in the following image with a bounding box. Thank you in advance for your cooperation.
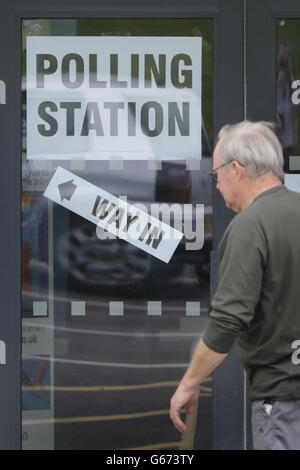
[277,40,298,168]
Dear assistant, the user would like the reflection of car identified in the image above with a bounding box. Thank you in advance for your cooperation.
[53,125,213,298]
[22,160,212,301]
[58,224,152,294]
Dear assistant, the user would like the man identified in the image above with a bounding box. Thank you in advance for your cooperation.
[170,120,300,450]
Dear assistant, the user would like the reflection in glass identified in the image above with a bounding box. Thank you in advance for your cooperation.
[21,19,213,450]
[277,20,299,171]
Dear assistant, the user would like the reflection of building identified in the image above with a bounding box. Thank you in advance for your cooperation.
[277,40,298,167]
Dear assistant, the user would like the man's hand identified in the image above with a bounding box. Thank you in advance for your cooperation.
[169,338,228,433]
[170,383,200,433]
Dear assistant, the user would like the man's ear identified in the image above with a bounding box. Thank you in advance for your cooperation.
[232,160,245,181]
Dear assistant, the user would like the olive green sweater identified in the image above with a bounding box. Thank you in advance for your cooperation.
[203,185,300,400]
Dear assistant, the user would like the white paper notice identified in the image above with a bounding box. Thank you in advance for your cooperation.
[26,36,202,161]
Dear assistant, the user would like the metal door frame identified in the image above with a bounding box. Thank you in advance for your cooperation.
[0,0,244,449]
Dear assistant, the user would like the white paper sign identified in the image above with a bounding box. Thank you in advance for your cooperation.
[44,167,183,263]
[26,36,202,161]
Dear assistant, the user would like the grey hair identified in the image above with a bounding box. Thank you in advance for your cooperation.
[217,120,284,181]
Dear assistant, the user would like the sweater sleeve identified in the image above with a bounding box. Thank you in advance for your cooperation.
[202,213,267,354]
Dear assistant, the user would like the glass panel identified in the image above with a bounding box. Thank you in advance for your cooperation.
[21,19,213,450]
[277,19,300,173]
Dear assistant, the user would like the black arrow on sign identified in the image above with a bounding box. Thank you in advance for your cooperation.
[58,180,77,202]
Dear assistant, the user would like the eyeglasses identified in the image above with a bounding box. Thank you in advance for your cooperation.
[209,162,232,182]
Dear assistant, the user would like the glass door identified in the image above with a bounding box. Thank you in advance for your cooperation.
[21,18,214,450]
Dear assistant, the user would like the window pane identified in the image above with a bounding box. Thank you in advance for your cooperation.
[277,19,300,172]
[21,18,213,450]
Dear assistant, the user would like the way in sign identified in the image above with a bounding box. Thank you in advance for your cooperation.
[43,167,183,263]
[92,195,166,249]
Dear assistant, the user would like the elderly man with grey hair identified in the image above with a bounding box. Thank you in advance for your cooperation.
[170,120,300,450]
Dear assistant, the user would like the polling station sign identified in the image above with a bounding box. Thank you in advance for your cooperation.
[26,36,202,160]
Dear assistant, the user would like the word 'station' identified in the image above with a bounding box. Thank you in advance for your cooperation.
[43,167,183,263]
[26,36,202,160]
